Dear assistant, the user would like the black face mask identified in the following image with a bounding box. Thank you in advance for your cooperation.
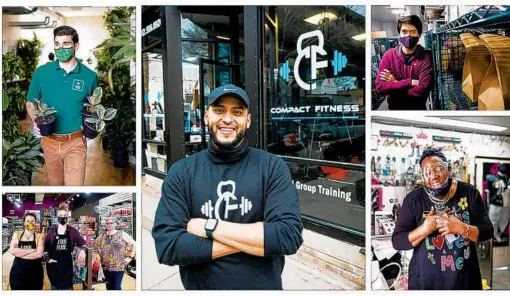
[58,217,68,225]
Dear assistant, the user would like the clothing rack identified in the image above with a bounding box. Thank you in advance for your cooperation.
[81,248,108,290]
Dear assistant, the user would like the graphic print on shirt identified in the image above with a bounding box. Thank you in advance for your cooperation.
[422,199,471,272]
[19,241,33,250]
[72,79,84,91]
[56,237,68,251]
[201,180,253,221]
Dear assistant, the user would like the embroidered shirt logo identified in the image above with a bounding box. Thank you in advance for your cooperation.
[72,79,85,91]
[201,180,253,220]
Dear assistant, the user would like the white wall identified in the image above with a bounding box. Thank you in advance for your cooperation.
[2,15,23,53]
[2,14,109,71]
[371,122,510,186]
[372,21,399,37]
[63,15,109,71]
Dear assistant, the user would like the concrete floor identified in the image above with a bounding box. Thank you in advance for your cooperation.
[493,268,510,290]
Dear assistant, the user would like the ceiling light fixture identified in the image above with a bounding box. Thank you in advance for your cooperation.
[304,12,338,25]
[389,5,408,16]
[184,56,197,62]
[217,36,230,41]
[351,33,366,41]
[373,115,508,132]
[438,119,507,132]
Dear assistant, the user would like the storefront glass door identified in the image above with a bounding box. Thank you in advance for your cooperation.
[193,58,240,151]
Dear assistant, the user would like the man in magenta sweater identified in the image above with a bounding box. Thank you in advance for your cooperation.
[375,15,434,110]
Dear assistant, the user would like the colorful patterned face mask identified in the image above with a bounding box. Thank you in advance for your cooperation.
[24,221,35,231]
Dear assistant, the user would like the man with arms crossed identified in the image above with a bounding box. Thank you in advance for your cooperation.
[26,26,98,185]
[152,85,303,290]
[375,15,434,110]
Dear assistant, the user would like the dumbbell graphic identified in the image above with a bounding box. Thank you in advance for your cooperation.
[201,200,214,218]
[240,197,253,215]
[200,197,253,218]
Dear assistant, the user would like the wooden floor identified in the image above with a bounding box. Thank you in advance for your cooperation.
[20,118,135,186]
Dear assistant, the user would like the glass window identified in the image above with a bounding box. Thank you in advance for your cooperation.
[263,6,366,235]
[180,10,244,157]
[142,51,167,174]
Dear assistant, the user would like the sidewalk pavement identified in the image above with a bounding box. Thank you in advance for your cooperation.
[141,228,346,290]
[142,182,348,290]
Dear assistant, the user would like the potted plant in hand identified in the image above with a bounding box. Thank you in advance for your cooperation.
[84,105,117,139]
[33,99,57,136]
[83,87,105,138]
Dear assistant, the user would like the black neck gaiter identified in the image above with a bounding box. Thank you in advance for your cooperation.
[206,137,249,164]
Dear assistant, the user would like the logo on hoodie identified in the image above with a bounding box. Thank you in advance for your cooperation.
[201,180,253,220]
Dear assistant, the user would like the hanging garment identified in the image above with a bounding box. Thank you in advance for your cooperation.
[489,204,510,239]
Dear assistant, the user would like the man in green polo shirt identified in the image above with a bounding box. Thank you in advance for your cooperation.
[26,25,98,186]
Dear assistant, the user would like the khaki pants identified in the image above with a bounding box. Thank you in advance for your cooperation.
[41,136,87,185]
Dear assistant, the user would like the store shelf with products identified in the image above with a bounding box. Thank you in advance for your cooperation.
[40,207,57,234]
[2,217,14,253]
[6,216,23,232]
[96,193,135,238]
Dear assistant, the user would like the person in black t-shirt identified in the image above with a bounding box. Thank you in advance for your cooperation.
[392,148,493,290]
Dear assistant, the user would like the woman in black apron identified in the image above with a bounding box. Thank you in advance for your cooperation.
[44,203,87,290]
[9,213,44,290]
[46,228,74,290]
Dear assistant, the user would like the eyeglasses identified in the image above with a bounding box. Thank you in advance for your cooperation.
[105,222,114,225]
[422,165,448,178]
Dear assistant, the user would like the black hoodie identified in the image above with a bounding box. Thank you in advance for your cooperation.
[152,140,303,290]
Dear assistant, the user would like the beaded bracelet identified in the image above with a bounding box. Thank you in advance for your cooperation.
[462,223,470,238]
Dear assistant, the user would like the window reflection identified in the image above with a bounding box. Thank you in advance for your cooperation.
[264,6,366,233]
[287,162,365,232]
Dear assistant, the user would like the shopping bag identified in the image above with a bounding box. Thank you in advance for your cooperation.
[478,34,510,110]
[42,263,51,290]
[460,33,491,102]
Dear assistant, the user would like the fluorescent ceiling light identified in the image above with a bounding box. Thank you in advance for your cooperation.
[374,114,440,124]
[438,119,507,132]
[352,33,366,41]
[374,114,507,132]
[389,5,408,16]
[304,12,338,25]
[217,36,230,40]
[184,56,197,62]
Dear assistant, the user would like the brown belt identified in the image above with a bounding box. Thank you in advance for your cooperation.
[47,130,84,142]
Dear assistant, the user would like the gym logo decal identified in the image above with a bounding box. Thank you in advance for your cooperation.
[201,180,252,220]
[280,30,348,91]
[72,79,85,92]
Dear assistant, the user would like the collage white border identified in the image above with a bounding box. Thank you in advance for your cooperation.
[1,0,510,295]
